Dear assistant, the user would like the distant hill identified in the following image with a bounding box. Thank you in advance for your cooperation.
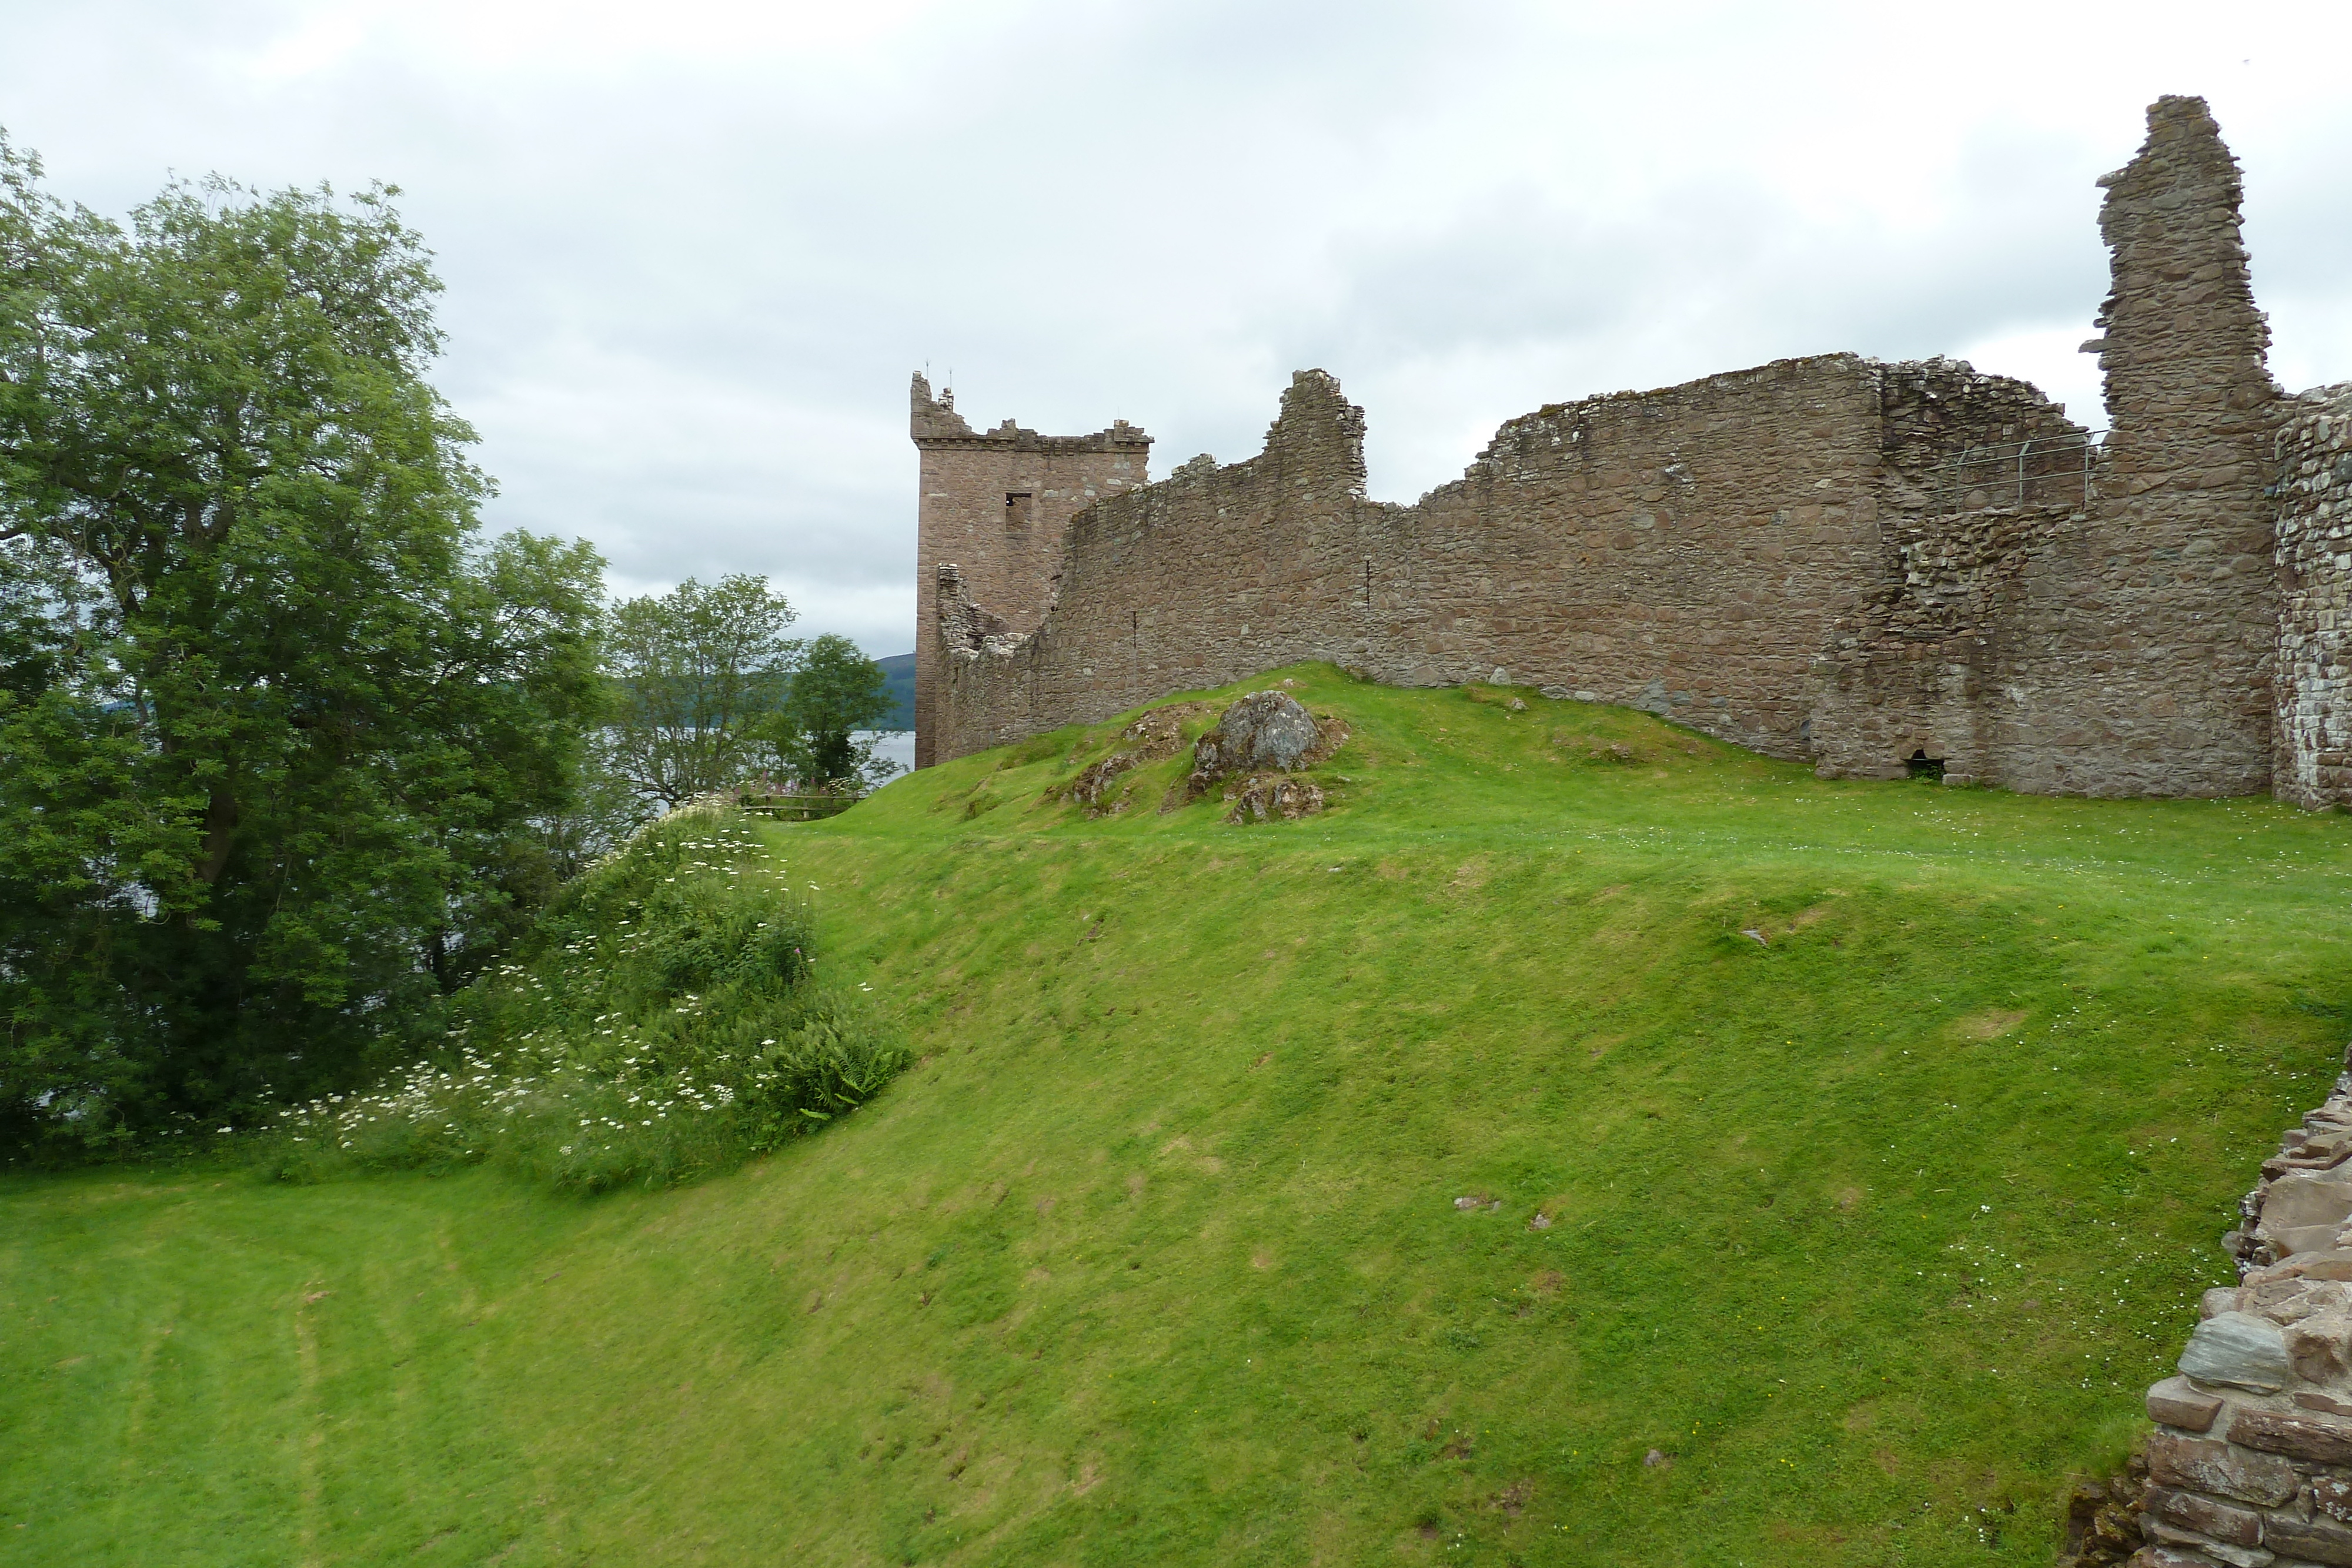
[874,652,913,731]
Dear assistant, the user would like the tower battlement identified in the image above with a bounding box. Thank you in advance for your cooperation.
[908,373,1150,767]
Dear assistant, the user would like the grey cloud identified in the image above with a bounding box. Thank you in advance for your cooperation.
[4,1,2350,651]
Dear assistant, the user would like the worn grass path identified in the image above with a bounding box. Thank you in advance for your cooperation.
[7,666,2351,1566]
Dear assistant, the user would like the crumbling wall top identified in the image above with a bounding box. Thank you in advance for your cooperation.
[1258,369,1368,499]
[909,371,1151,454]
[2089,94,2278,442]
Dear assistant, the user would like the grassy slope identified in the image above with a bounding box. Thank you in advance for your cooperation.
[7,665,2351,1566]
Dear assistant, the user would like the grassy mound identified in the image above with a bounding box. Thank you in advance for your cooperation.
[8,665,2351,1566]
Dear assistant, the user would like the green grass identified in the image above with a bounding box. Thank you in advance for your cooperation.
[8,664,2351,1566]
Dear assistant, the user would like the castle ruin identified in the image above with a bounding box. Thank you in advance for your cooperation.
[914,97,2352,807]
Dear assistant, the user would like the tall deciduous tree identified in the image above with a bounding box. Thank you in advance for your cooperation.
[0,136,605,1146]
[602,574,799,807]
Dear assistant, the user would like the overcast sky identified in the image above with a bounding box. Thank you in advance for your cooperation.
[5,0,2348,656]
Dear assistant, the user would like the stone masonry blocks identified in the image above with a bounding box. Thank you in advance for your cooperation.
[2274,386,2352,810]
[2111,1056,2352,1568]
[910,373,1151,768]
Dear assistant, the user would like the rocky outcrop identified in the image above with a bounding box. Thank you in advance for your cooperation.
[1058,704,1208,815]
[1221,775,1325,824]
[1181,690,1342,824]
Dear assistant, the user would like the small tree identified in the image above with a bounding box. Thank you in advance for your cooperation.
[763,634,899,790]
[602,574,799,808]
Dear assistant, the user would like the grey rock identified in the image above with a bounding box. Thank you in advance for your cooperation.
[2180,1311,2293,1393]
[1190,691,1321,783]
[2147,1376,2225,1432]
[2262,1513,2352,1567]
[2257,1170,2352,1258]
[2147,1432,2297,1508]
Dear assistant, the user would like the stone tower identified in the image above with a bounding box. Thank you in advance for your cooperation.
[908,375,1151,768]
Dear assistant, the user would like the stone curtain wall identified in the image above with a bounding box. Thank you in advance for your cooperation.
[933,355,2097,771]
[2275,387,2352,811]
[910,373,1151,768]
[2114,1053,2352,1568]
[934,368,1377,758]
[1807,364,2089,784]
[1375,356,1890,759]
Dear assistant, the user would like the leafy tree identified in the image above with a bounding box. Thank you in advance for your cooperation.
[534,738,656,884]
[763,633,900,790]
[0,135,605,1147]
[602,574,799,808]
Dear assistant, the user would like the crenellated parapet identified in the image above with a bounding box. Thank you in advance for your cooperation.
[909,373,1152,457]
[909,373,1150,767]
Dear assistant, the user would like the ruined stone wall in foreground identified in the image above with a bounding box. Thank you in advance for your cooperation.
[2114,1051,2352,1568]
[2274,386,2352,812]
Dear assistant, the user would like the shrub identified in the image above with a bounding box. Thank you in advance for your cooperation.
[261,807,907,1191]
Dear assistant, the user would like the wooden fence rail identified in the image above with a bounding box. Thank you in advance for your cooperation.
[737,792,863,823]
